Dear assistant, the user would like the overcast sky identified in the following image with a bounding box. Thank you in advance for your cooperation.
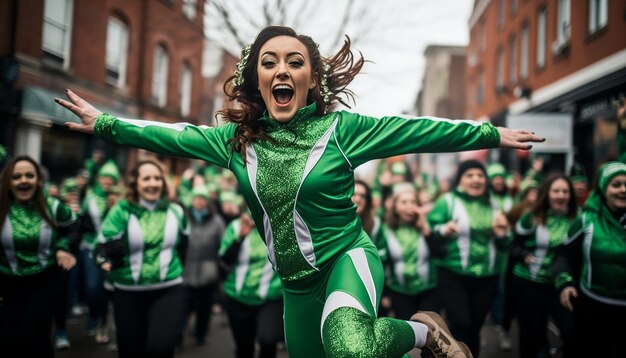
[206,0,474,118]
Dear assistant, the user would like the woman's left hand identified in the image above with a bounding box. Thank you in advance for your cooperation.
[497,127,544,150]
[56,250,76,270]
[492,211,509,237]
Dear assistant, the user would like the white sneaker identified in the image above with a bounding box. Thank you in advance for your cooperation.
[55,335,71,350]
[497,329,512,351]
[95,325,110,344]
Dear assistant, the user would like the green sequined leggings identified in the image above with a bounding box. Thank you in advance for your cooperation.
[281,245,416,357]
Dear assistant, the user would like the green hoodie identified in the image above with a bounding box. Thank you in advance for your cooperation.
[553,162,626,305]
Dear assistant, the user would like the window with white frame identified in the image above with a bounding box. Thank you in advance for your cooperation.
[496,47,504,91]
[106,17,129,87]
[42,0,74,67]
[180,63,192,117]
[152,45,169,107]
[588,0,608,34]
[520,23,529,79]
[509,35,517,84]
[557,0,571,45]
[498,0,505,29]
[510,0,518,15]
[537,7,546,68]
[182,0,197,20]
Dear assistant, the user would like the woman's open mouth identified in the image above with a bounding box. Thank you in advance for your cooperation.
[273,84,294,106]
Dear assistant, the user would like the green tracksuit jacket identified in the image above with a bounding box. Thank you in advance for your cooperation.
[428,190,510,277]
[95,103,500,282]
[1,197,75,276]
[219,218,282,306]
[99,199,188,290]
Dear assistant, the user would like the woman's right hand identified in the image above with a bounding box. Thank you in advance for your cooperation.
[442,219,459,237]
[101,262,112,272]
[560,286,578,312]
[54,89,102,134]
[239,213,256,240]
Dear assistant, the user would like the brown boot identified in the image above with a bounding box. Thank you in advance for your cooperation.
[411,311,473,358]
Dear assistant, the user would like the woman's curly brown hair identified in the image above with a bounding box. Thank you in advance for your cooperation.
[217,26,366,163]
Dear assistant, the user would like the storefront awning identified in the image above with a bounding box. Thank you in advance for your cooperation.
[20,86,81,126]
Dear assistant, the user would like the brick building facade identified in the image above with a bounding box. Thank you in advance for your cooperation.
[466,0,626,175]
[0,0,235,182]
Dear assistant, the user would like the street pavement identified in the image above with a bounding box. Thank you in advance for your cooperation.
[55,308,529,358]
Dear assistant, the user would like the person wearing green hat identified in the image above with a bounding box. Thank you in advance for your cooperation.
[487,163,514,213]
[179,185,225,346]
[552,161,626,358]
[78,159,120,343]
[569,162,590,207]
[219,191,244,224]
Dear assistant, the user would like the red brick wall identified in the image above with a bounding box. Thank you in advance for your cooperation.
[467,0,626,118]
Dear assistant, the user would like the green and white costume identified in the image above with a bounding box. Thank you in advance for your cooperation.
[99,199,188,291]
[513,212,576,283]
[376,224,436,295]
[94,103,500,356]
[553,162,626,304]
[1,197,75,276]
[219,218,282,305]
[428,190,510,277]
[81,186,108,251]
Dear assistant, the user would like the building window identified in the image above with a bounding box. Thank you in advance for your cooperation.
[537,7,546,68]
[496,47,504,92]
[106,17,129,87]
[151,45,169,107]
[588,0,608,34]
[480,19,487,53]
[182,0,197,20]
[180,63,192,117]
[509,35,517,84]
[498,0,505,29]
[510,0,518,15]
[556,0,571,47]
[520,23,529,79]
[42,0,74,67]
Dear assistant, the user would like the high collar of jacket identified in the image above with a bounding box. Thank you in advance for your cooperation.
[259,103,318,132]
[453,187,491,205]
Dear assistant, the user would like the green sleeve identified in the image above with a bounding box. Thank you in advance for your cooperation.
[375,225,389,263]
[553,217,584,289]
[335,111,500,168]
[219,219,240,256]
[515,212,535,235]
[94,113,237,168]
[100,201,129,243]
[428,194,452,238]
[53,199,76,252]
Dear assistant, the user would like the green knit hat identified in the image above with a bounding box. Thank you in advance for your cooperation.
[390,162,407,176]
[192,185,210,200]
[60,177,79,197]
[97,160,120,182]
[570,162,588,184]
[598,161,626,193]
[487,163,507,180]
[220,191,243,206]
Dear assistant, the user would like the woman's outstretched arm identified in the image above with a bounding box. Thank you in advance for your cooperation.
[55,89,235,168]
